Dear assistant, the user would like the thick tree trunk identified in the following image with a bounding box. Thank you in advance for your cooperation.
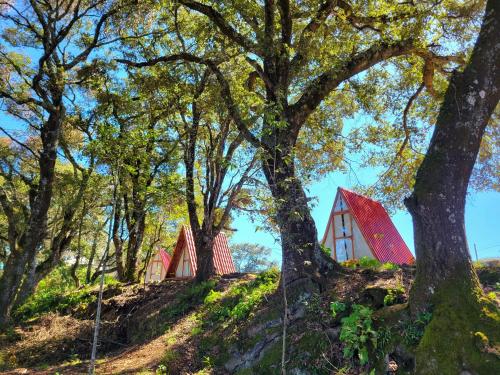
[194,231,215,283]
[0,108,63,328]
[405,0,500,313]
[404,2,500,373]
[123,208,146,282]
[261,140,336,299]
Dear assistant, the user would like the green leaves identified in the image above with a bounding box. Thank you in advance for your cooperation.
[339,304,377,365]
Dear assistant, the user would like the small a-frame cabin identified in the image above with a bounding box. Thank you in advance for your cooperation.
[166,225,236,278]
[321,187,414,265]
[144,249,171,283]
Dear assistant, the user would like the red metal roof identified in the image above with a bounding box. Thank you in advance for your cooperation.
[158,249,171,270]
[166,225,236,277]
[331,188,414,265]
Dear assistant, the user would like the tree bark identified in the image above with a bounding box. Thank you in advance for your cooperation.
[123,210,146,282]
[0,108,63,327]
[404,1,500,372]
[112,197,126,281]
[261,138,337,296]
[86,230,100,284]
[194,228,215,283]
[71,208,85,288]
[405,0,500,313]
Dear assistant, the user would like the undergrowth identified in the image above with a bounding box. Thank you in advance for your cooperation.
[200,267,279,328]
[341,256,400,271]
[12,266,118,322]
[338,304,377,365]
[160,268,280,371]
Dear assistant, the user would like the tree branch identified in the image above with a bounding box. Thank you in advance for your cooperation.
[117,54,272,154]
[179,0,258,54]
[290,39,416,127]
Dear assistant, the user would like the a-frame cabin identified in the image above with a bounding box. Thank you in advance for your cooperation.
[144,249,171,283]
[166,225,236,278]
[321,188,414,265]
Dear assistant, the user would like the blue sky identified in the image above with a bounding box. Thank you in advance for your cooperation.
[230,171,500,264]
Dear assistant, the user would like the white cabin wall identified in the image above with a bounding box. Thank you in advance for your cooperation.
[352,220,374,259]
[175,246,185,277]
[145,253,164,283]
[175,244,193,277]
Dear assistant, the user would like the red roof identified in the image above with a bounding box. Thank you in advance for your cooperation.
[327,188,414,265]
[166,225,236,277]
[158,249,171,269]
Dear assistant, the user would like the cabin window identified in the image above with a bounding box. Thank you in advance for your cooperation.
[336,238,352,262]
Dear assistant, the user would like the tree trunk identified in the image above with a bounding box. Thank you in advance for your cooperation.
[194,231,215,283]
[123,207,146,282]
[261,139,336,299]
[112,198,126,281]
[86,231,99,284]
[404,1,500,373]
[0,108,63,328]
[405,0,500,313]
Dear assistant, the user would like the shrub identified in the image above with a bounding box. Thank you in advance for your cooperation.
[339,304,377,365]
[358,256,381,269]
[13,286,95,322]
[330,300,346,319]
[380,262,400,271]
[320,244,332,257]
[383,286,405,306]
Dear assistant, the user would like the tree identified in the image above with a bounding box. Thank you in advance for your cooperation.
[92,73,183,283]
[404,0,500,372]
[0,0,125,327]
[232,243,277,273]
[119,0,483,298]
[176,68,258,282]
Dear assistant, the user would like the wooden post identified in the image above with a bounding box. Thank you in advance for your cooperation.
[474,243,479,262]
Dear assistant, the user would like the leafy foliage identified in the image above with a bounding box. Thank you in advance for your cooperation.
[383,286,406,306]
[12,266,105,322]
[330,300,347,319]
[339,304,377,365]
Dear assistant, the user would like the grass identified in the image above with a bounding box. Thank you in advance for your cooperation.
[12,265,121,323]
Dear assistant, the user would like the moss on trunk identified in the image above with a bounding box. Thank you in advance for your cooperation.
[415,276,499,374]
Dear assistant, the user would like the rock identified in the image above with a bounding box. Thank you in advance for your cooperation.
[225,332,281,372]
[361,286,388,308]
[247,318,281,337]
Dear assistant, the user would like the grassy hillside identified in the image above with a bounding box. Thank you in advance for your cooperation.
[0,260,498,374]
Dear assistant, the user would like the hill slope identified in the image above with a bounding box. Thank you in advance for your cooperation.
[1,262,498,374]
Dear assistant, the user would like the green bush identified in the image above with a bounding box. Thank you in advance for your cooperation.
[358,257,381,269]
[339,304,377,365]
[330,300,346,319]
[320,244,332,257]
[340,256,400,271]
[12,266,104,322]
[383,286,405,306]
